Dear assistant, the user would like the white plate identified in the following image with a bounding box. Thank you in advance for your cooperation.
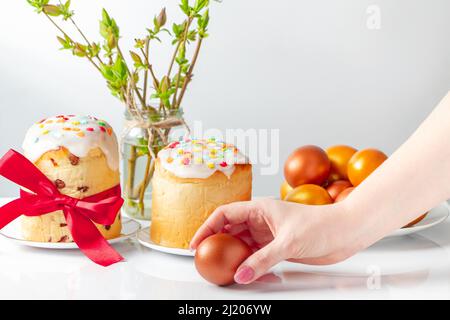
[385,202,449,238]
[137,225,194,256]
[0,217,141,249]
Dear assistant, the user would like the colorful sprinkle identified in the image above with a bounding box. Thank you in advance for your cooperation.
[168,141,180,149]
[107,127,113,136]
[77,132,85,138]
[161,137,245,171]
[71,121,80,125]
[72,127,80,132]
[99,126,106,133]
[194,157,203,164]
[63,127,71,131]
[86,127,94,132]
[42,130,49,135]
[98,121,106,127]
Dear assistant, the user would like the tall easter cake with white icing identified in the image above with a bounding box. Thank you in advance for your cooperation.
[151,138,252,249]
[21,115,121,242]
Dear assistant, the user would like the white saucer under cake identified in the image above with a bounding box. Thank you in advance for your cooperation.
[137,224,194,257]
[0,217,140,249]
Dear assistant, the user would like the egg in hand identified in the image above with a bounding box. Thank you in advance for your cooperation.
[194,233,253,286]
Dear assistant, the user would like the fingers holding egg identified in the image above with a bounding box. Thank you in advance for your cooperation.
[194,233,253,286]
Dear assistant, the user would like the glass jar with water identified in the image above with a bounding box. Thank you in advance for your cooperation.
[121,107,186,220]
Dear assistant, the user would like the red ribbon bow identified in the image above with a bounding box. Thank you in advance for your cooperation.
[0,149,124,266]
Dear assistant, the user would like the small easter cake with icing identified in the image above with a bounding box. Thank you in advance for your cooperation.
[151,138,252,249]
[21,115,121,242]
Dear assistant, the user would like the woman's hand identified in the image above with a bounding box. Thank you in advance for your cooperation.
[190,198,359,284]
[192,92,450,285]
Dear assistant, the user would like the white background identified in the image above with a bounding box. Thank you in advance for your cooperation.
[1,0,450,197]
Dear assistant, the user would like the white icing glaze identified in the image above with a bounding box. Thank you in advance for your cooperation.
[22,115,119,171]
[157,138,249,179]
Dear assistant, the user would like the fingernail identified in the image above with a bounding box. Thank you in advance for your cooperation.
[234,266,255,284]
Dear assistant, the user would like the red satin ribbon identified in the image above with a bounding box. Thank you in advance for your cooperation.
[0,149,124,266]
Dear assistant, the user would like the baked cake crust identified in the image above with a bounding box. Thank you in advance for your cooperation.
[151,158,252,248]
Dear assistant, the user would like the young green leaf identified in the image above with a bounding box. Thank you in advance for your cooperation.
[100,8,119,40]
[187,30,197,42]
[159,76,170,93]
[88,42,101,57]
[64,0,71,11]
[72,43,87,57]
[102,9,112,25]
[175,42,187,65]
[134,38,145,49]
[57,35,72,50]
[107,33,117,49]
[129,50,144,68]
[27,0,50,13]
[198,9,209,38]
[59,0,74,20]
[180,0,190,15]
[194,0,209,13]
[43,4,62,16]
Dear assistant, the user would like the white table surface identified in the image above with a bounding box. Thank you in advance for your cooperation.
[1,197,450,300]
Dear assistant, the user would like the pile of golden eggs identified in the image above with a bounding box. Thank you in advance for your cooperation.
[281,145,386,204]
[280,145,426,227]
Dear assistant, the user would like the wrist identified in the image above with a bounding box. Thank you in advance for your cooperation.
[338,193,393,254]
[329,199,371,256]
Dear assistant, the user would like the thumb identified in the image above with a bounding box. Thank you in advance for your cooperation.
[234,241,285,284]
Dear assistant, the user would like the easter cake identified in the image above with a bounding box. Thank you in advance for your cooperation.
[21,115,121,242]
[151,138,252,249]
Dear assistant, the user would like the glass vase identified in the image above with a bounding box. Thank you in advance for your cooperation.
[121,108,186,220]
